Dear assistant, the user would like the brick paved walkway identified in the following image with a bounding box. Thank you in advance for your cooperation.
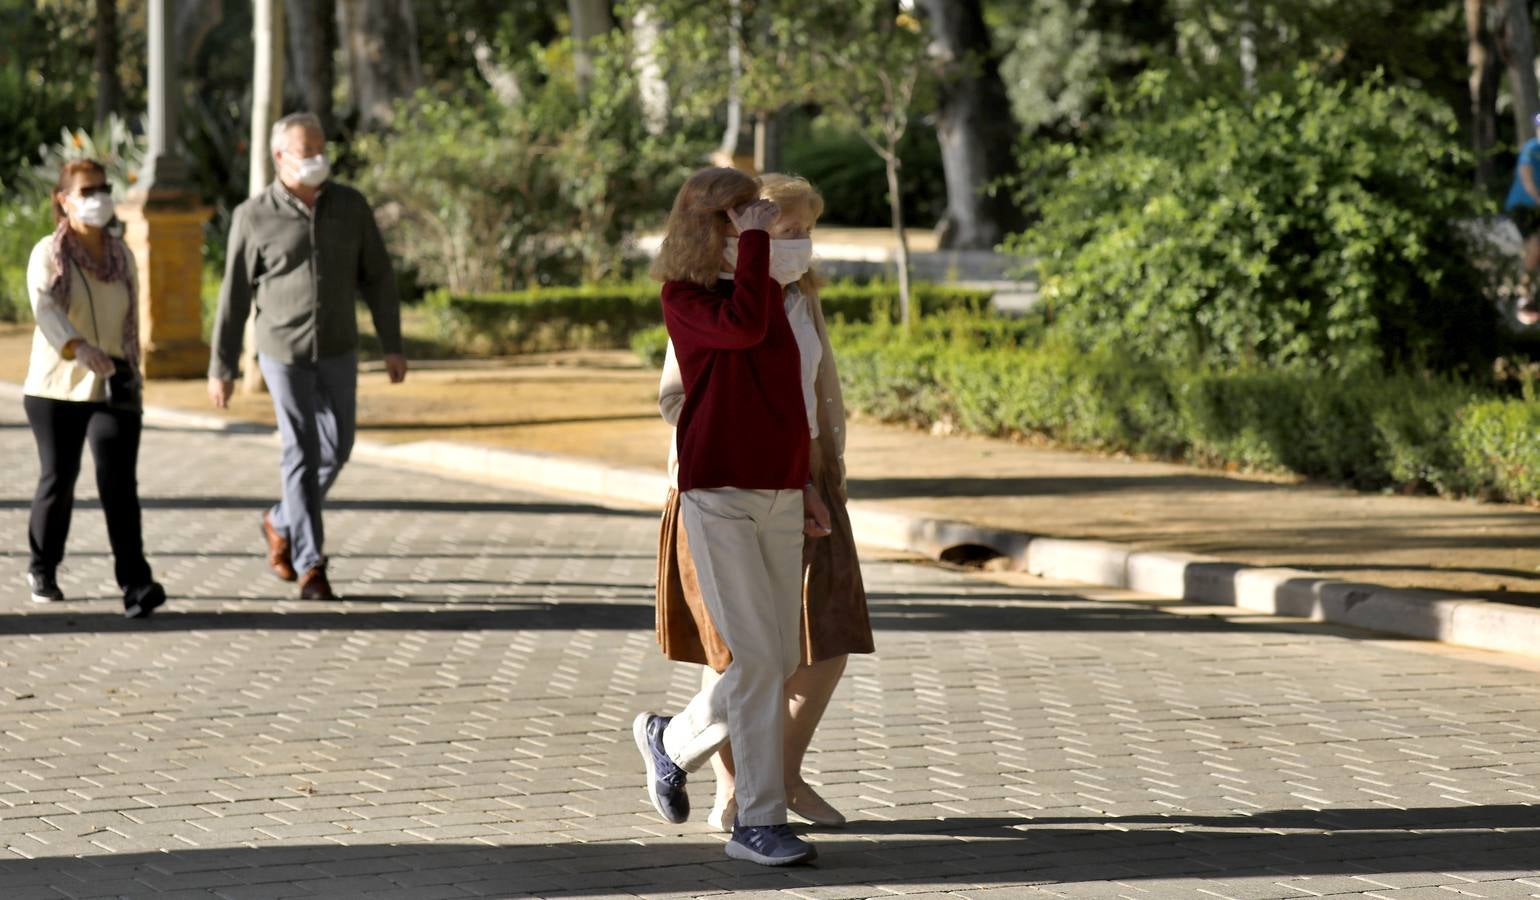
[0,405,1537,899]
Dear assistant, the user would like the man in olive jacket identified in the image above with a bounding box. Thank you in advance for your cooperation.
[207,111,407,601]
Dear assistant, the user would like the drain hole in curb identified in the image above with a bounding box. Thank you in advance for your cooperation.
[939,544,1010,570]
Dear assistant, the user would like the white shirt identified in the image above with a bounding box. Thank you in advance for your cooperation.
[24,236,135,403]
[782,285,822,439]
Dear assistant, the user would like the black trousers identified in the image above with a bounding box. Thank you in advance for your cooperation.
[24,395,152,589]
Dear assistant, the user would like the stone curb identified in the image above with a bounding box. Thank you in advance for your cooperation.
[7,381,1535,657]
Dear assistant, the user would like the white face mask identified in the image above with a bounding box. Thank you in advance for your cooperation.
[769,238,814,286]
[289,153,331,187]
[722,241,738,272]
[70,193,115,229]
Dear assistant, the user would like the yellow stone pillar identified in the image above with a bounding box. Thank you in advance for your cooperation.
[118,199,211,378]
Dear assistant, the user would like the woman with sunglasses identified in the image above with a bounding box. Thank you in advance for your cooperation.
[21,158,165,618]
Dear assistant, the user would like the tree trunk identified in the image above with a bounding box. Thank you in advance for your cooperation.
[631,4,668,134]
[244,0,286,396]
[568,0,615,100]
[285,0,337,136]
[176,0,224,64]
[715,0,745,167]
[336,0,422,129]
[1499,0,1540,143]
[1469,0,1503,192]
[753,111,782,174]
[94,0,123,126]
[918,0,1024,250]
[884,152,913,327]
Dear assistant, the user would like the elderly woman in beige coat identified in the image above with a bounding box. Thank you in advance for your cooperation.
[655,173,874,830]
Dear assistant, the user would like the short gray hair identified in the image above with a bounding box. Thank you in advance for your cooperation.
[271,112,324,155]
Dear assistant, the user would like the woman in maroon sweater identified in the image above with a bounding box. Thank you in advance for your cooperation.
[633,167,829,867]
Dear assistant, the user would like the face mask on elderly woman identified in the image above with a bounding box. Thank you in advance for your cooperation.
[721,238,814,286]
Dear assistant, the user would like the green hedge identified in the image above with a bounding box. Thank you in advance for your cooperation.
[828,318,1540,503]
[431,282,995,355]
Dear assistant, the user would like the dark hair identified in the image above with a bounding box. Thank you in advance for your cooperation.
[52,159,109,224]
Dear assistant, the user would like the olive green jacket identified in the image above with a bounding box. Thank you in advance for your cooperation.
[209,180,400,379]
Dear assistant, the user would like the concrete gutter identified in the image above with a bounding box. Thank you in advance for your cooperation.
[10,381,1535,658]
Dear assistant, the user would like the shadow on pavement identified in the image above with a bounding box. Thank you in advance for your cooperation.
[3,806,1536,895]
[0,496,654,516]
[0,587,1407,639]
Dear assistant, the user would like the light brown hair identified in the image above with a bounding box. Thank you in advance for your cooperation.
[650,167,761,287]
[52,158,108,224]
[758,172,825,295]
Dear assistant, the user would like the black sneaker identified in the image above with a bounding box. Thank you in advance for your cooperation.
[632,712,689,823]
[123,582,167,619]
[726,822,818,866]
[27,571,64,604]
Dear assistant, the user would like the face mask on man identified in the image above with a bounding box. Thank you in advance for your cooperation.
[289,153,331,187]
[70,194,115,229]
[768,238,814,286]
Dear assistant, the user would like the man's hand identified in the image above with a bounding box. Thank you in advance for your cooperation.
[727,199,779,234]
[384,353,408,384]
[803,484,833,538]
[75,343,115,378]
[208,376,234,409]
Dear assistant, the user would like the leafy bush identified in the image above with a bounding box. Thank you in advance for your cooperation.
[445,282,996,355]
[354,35,706,295]
[779,118,946,229]
[21,115,147,199]
[826,315,1540,501]
[631,324,669,368]
[1008,67,1502,376]
[0,194,53,322]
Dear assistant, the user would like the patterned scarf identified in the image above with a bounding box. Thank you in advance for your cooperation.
[47,221,140,374]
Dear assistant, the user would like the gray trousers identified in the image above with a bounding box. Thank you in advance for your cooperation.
[258,352,357,575]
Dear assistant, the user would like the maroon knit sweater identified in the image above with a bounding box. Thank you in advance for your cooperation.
[662,229,810,492]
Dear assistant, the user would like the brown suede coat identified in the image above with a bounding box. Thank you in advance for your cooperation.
[655,284,874,671]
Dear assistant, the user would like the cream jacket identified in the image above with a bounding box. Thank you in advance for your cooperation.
[24,235,135,403]
[661,283,849,497]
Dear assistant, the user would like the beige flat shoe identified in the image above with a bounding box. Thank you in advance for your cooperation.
[706,795,737,833]
[787,782,846,827]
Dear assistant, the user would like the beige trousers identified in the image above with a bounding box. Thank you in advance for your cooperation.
[662,487,804,826]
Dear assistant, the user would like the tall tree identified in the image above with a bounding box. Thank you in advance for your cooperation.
[285,0,338,135]
[568,0,615,100]
[918,0,1023,249]
[1468,0,1503,192]
[93,0,123,126]
[1498,0,1540,144]
[336,0,422,128]
[750,0,934,323]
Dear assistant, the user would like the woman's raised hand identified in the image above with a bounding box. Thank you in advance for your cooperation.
[727,199,779,233]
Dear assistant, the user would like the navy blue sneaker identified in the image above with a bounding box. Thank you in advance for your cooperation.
[726,822,817,866]
[632,712,689,823]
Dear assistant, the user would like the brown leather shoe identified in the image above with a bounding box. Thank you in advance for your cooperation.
[299,564,337,601]
[261,511,296,582]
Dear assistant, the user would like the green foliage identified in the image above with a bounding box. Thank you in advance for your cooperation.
[0,193,52,322]
[826,314,1540,501]
[780,118,945,228]
[440,281,996,356]
[21,115,147,199]
[354,35,705,295]
[630,324,669,368]
[1009,67,1500,376]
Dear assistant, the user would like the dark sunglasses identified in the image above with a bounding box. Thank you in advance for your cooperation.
[75,184,112,198]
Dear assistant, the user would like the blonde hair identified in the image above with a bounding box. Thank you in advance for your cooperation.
[759,172,825,295]
[651,167,761,286]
